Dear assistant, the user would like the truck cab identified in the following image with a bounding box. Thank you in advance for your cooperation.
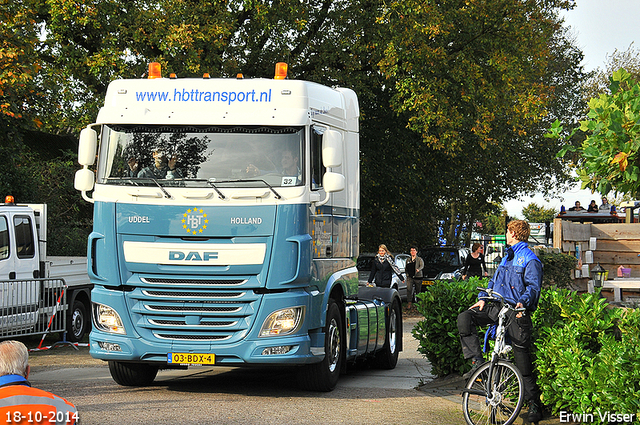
[0,200,40,281]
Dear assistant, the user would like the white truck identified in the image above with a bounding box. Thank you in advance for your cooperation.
[0,198,92,341]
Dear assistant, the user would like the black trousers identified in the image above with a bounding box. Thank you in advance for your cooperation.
[457,302,540,402]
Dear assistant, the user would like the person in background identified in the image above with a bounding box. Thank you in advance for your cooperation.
[587,200,599,212]
[367,244,404,288]
[0,341,78,424]
[405,246,424,308]
[568,201,585,211]
[457,220,543,423]
[599,196,612,211]
[462,243,488,280]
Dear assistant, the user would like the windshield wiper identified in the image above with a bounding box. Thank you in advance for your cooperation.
[211,179,282,199]
[180,178,227,199]
[131,177,172,199]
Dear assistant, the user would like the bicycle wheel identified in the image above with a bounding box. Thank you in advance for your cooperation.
[462,360,524,425]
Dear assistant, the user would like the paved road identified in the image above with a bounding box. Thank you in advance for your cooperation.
[26,317,562,424]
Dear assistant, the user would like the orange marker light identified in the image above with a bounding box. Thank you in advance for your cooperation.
[236,73,244,79]
[4,195,15,204]
[203,73,211,79]
[148,62,162,79]
[274,62,288,80]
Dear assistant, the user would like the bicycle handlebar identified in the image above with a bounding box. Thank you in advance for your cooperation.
[476,287,526,312]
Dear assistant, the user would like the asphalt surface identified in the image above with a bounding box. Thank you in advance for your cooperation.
[22,314,564,425]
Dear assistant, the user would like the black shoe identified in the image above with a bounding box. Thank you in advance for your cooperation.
[462,358,483,380]
[527,400,543,423]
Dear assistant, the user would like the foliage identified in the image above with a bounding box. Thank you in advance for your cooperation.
[377,0,587,231]
[583,43,640,102]
[522,203,557,223]
[414,282,640,417]
[475,206,508,236]
[534,289,640,417]
[412,277,487,377]
[535,250,577,288]
[3,0,590,253]
[553,69,640,196]
[30,152,93,256]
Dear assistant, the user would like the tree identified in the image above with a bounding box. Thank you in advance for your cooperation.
[376,0,587,246]
[2,0,589,253]
[583,43,640,101]
[522,202,557,223]
[553,69,640,196]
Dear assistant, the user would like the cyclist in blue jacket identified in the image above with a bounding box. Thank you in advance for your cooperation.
[457,220,543,423]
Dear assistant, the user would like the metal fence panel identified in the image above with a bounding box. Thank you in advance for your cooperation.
[0,278,67,339]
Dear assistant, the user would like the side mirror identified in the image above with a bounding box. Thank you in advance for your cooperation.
[78,128,98,166]
[322,172,345,193]
[74,168,95,192]
[322,130,342,168]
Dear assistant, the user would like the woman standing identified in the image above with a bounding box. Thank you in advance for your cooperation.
[367,244,404,288]
[462,243,488,279]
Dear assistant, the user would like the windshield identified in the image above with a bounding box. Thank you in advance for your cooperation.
[421,249,461,267]
[97,125,304,188]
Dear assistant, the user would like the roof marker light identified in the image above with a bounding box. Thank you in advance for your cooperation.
[169,73,177,79]
[236,73,244,79]
[274,62,288,80]
[203,73,211,79]
[4,196,15,204]
[148,62,162,79]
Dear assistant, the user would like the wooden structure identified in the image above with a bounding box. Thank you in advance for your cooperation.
[553,217,640,301]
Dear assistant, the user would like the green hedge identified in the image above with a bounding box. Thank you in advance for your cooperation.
[535,288,640,418]
[412,277,486,377]
[413,283,640,420]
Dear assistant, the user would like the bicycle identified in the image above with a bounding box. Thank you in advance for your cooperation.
[461,287,526,425]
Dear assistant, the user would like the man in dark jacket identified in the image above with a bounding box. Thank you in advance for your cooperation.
[457,220,543,423]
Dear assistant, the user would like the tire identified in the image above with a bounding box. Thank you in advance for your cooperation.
[66,299,88,342]
[108,361,159,386]
[462,360,525,425]
[373,299,401,369]
[297,298,343,391]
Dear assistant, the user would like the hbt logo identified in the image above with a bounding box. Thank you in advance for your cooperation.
[182,207,208,235]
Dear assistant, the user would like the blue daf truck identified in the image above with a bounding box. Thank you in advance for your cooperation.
[74,62,402,391]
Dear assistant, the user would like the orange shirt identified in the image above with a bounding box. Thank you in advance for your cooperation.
[0,383,77,425]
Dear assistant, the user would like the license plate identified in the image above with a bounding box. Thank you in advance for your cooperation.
[167,352,215,365]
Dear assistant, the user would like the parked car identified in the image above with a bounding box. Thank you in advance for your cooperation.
[418,247,469,288]
[356,253,409,301]
[485,243,505,265]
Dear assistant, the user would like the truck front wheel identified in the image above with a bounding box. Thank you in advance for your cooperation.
[66,299,88,342]
[108,361,159,386]
[297,298,343,391]
[373,298,401,369]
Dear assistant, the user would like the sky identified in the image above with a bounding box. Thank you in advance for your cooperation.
[504,0,640,218]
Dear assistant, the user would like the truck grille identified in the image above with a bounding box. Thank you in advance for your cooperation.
[141,277,245,285]
[128,282,261,345]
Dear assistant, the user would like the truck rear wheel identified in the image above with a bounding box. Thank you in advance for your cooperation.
[297,298,343,391]
[66,299,88,342]
[373,298,401,369]
[108,361,159,386]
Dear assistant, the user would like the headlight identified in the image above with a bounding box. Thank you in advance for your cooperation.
[259,307,304,337]
[438,272,456,280]
[92,303,126,334]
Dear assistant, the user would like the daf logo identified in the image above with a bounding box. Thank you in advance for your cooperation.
[169,251,218,261]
